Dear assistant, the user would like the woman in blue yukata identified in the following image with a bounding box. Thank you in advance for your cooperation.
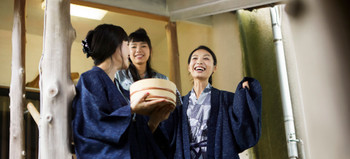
[115,28,182,105]
[163,45,262,159]
[72,24,173,159]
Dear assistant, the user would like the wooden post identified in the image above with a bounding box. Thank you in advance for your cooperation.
[39,0,76,158]
[9,0,26,158]
[165,22,182,93]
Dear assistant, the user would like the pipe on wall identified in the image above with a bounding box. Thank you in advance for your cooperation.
[270,5,300,159]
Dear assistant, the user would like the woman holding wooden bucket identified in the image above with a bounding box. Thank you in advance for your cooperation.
[163,45,262,159]
[115,28,182,106]
[72,24,172,159]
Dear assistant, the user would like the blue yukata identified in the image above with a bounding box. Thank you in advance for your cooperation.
[162,77,262,159]
[72,67,168,159]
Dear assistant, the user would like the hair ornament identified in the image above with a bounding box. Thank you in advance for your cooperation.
[82,39,91,58]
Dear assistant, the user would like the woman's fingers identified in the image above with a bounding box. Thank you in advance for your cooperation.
[131,92,176,116]
[242,81,250,90]
[131,92,150,105]
[130,92,150,114]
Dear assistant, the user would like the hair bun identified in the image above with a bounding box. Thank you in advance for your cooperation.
[134,28,148,35]
[82,30,94,58]
[82,39,91,58]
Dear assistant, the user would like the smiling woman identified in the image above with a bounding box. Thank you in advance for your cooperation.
[187,45,217,86]
[116,28,166,87]
[162,45,262,159]
[115,28,182,106]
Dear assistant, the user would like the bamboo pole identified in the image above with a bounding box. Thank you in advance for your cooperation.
[39,0,76,158]
[165,22,182,93]
[9,0,26,158]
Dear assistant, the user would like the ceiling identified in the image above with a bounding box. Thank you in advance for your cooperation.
[0,0,283,43]
[83,0,284,20]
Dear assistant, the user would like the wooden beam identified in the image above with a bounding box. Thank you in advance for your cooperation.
[70,0,170,22]
[9,0,26,158]
[27,102,40,126]
[165,22,182,93]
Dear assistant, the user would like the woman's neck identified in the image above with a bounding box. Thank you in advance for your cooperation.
[134,63,147,78]
[98,58,119,81]
[193,79,209,99]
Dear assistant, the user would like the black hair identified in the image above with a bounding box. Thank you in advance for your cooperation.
[187,45,217,84]
[126,28,155,81]
[82,24,128,65]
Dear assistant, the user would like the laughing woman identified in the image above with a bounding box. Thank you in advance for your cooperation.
[163,45,262,159]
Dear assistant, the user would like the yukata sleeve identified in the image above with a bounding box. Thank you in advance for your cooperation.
[229,77,262,152]
[78,77,132,145]
[158,105,181,156]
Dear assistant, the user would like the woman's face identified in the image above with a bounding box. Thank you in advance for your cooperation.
[129,41,151,66]
[121,41,130,69]
[188,49,216,82]
[114,41,130,70]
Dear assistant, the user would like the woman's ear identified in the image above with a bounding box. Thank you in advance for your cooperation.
[213,65,217,73]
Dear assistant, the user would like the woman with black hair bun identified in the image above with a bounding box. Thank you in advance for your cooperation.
[72,24,172,159]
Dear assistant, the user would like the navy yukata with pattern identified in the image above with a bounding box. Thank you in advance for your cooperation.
[72,66,168,159]
[162,77,262,159]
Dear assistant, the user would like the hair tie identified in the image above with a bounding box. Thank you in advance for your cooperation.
[82,39,92,58]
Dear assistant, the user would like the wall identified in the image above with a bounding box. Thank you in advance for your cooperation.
[212,12,243,92]
[176,21,213,95]
[150,31,169,79]
[0,30,12,85]
[0,29,94,86]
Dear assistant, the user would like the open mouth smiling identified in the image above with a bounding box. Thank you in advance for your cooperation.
[135,54,144,58]
[194,66,206,72]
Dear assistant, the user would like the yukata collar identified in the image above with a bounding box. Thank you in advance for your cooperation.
[127,69,150,81]
[190,83,212,104]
